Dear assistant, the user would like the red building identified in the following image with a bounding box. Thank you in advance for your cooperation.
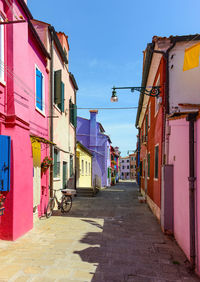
[110,146,120,185]
[135,41,166,220]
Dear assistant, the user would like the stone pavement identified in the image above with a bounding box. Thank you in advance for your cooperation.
[0,181,199,282]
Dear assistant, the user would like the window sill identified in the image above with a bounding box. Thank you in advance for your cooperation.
[54,104,62,114]
[53,177,61,181]
[36,107,46,117]
[154,178,158,181]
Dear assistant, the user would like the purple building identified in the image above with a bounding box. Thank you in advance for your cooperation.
[77,110,111,188]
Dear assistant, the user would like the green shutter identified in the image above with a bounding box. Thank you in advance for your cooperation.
[73,104,77,127]
[61,82,65,112]
[54,70,62,105]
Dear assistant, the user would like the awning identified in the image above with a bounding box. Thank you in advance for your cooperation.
[30,135,56,145]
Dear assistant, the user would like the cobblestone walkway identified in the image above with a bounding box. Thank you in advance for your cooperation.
[0,181,199,281]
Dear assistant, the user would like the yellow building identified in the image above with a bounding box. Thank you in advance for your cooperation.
[76,142,92,188]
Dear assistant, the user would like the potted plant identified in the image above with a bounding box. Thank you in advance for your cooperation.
[41,156,53,172]
[0,194,6,216]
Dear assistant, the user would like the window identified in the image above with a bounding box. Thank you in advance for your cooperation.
[140,161,143,177]
[53,148,60,178]
[0,16,4,81]
[127,160,129,163]
[155,146,159,179]
[122,172,124,176]
[86,161,87,175]
[36,67,44,113]
[81,160,84,175]
[131,165,133,169]
[131,157,133,161]
[69,99,77,127]
[127,166,129,169]
[54,70,65,112]
[70,155,73,177]
[122,160,124,163]
[122,166,125,169]
[147,153,150,177]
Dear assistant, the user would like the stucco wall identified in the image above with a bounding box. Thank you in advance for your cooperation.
[169,41,200,113]
[77,145,92,188]
[168,118,190,259]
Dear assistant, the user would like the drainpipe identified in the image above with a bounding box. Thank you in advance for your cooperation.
[49,27,54,198]
[186,112,197,270]
[74,89,77,191]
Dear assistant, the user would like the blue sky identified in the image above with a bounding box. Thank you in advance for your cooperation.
[29,0,200,156]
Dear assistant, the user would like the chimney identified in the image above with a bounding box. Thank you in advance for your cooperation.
[89,110,98,147]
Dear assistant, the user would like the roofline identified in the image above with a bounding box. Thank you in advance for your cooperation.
[76,141,93,156]
[17,1,50,59]
[135,43,154,127]
[69,72,79,90]
[49,26,68,64]
[29,20,51,59]
[135,33,200,128]
[18,0,33,19]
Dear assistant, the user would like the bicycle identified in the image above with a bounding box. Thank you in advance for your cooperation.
[46,188,72,218]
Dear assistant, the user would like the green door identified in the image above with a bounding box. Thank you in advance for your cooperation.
[63,161,68,188]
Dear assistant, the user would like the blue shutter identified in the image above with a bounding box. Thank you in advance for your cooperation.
[36,68,43,111]
[0,135,11,191]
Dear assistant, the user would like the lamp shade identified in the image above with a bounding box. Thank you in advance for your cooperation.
[111,89,118,102]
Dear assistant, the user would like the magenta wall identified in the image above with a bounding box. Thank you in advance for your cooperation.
[0,0,49,240]
[168,118,190,259]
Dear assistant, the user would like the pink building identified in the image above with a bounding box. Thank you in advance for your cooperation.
[0,0,50,240]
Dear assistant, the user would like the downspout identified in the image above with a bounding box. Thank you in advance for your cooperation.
[74,89,77,190]
[186,112,197,270]
[49,27,54,198]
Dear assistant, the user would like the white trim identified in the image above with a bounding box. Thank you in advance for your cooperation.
[35,64,45,115]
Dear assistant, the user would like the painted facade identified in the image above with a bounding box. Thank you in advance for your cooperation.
[120,157,130,180]
[31,21,78,201]
[129,153,136,180]
[110,146,120,185]
[76,141,92,188]
[0,0,50,240]
[136,35,200,276]
[76,110,111,188]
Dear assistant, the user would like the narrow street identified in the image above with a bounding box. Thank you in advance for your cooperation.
[0,181,199,282]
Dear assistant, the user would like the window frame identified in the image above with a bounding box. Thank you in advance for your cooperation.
[53,148,60,179]
[81,159,84,175]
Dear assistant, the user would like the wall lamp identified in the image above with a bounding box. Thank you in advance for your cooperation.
[111,86,161,102]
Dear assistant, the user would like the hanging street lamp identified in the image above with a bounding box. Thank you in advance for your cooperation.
[111,86,161,102]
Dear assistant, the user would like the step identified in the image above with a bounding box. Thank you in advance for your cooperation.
[76,187,95,197]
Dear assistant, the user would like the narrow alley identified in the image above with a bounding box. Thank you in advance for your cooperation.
[0,181,199,282]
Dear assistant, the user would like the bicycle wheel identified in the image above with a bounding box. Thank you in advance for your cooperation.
[61,195,72,213]
[46,198,55,218]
